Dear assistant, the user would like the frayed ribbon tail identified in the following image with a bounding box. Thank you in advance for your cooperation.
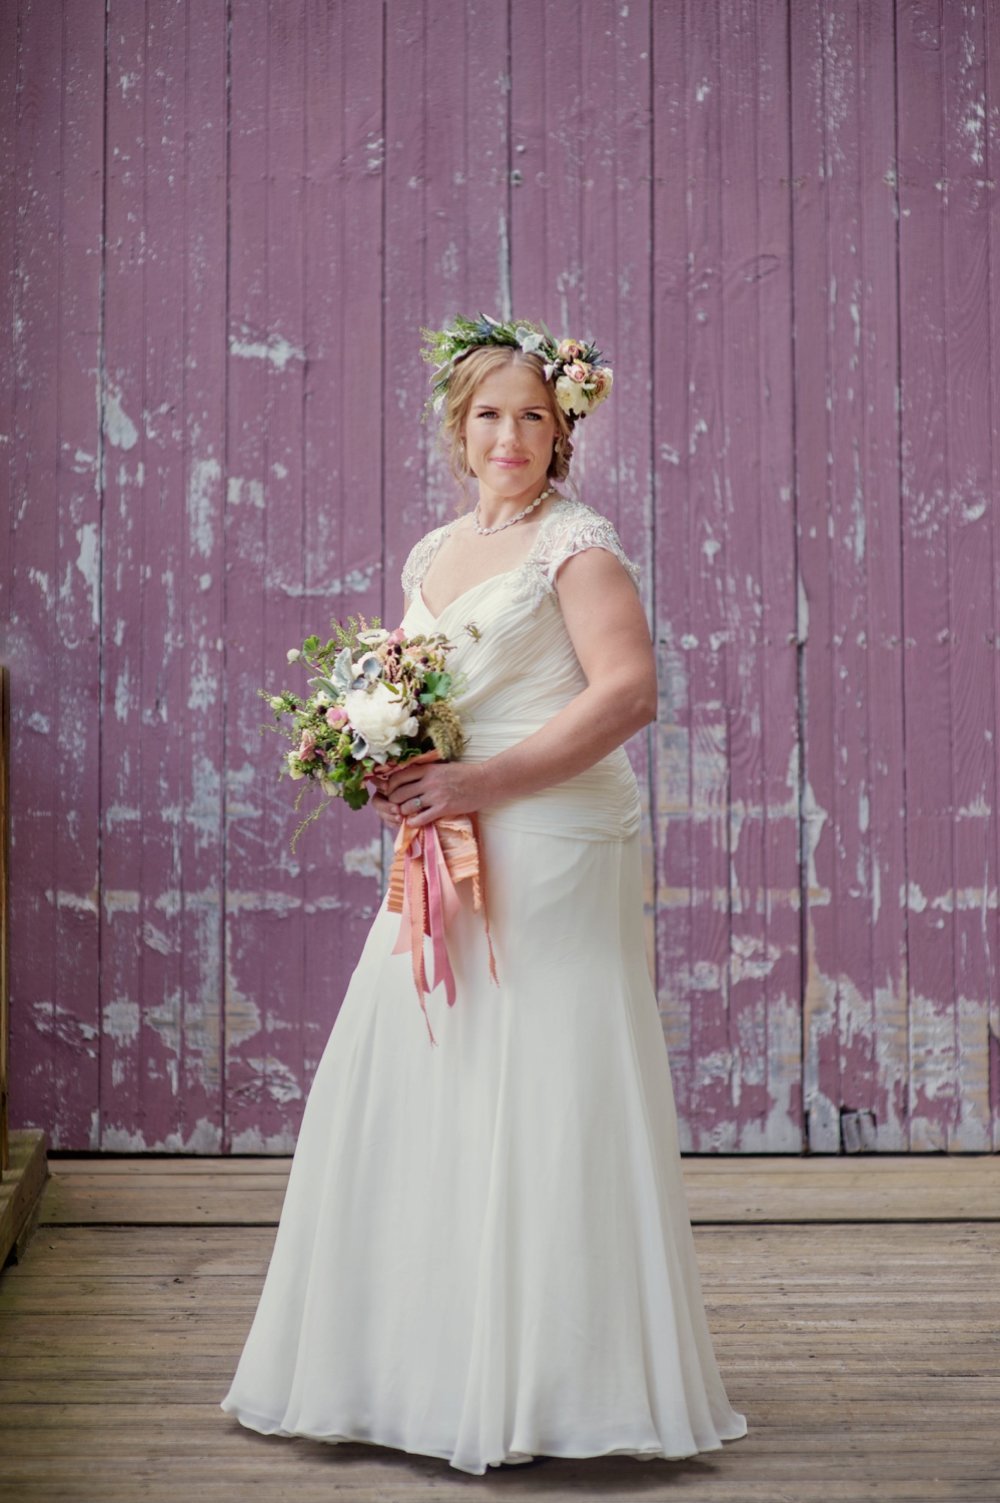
[390,820,437,1046]
[388,810,499,1042]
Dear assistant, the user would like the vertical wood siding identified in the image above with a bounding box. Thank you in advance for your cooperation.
[2,0,998,1153]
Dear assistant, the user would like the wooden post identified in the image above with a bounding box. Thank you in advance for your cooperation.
[1,663,9,1175]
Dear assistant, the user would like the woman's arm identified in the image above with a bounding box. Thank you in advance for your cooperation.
[383,547,656,826]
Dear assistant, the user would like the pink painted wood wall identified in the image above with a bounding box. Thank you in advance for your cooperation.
[3,0,999,1154]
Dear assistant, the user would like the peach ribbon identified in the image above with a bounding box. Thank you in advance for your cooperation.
[368,751,498,1044]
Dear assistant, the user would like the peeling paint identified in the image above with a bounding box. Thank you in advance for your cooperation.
[44,888,99,914]
[225,950,263,1047]
[243,1055,303,1105]
[114,664,131,722]
[104,383,139,449]
[103,998,140,1043]
[189,457,220,557]
[227,475,264,508]
[229,330,304,369]
[105,804,141,826]
[800,776,828,895]
[76,522,100,625]
[230,1124,299,1153]
[142,921,174,954]
[187,642,219,712]
[103,890,141,916]
[226,890,303,913]
[27,566,52,606]
[101,1124,148,1151]
[31,1001,99,1046]
[277,562,380,598]
[343,838,381,879]
[153,1117,223,1153]
[730,934,784,982]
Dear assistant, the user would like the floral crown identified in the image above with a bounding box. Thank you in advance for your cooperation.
[420,313,614,424]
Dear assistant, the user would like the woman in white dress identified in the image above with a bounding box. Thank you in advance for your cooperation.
[220,316,748,1475]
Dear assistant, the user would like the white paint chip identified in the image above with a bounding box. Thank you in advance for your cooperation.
[189,458,220,557]
[229,332,304,370]
[75,522,100,625]
[343,838,381,879]
[103,997,141,1043]
[104,385,139,449]
[227,476,264,509]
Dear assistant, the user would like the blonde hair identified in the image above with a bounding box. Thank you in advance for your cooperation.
[437,345,575,489]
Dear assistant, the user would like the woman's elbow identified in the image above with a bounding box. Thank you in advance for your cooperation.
[636,682,658,729]
[623,673,657,732]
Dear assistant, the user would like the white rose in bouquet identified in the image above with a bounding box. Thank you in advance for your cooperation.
[344,681,420,760]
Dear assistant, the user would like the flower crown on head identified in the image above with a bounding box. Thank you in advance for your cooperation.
[420,312,614,424]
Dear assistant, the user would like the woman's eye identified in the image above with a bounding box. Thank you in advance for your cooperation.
[525,412,543,421]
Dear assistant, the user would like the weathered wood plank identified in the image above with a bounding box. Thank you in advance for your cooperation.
[685,0,734,1152]
[989,0,1000,1155]
[6,0,104,1152]
[300,0,389,1021]
[896,0,993,1151]
[791,0,846,1152]
[169,0,229,1150]
[30,1152,1000,1225]
[100,0,154,1148]
[857,2,911,1152]
[719,0,801,1151]
[790,0,914,1155]
[94,2,228,1153]
[650,1,694,1141]
[225,0,319,1151]
[938,0,996,1151]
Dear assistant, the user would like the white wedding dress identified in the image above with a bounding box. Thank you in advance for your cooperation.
[220,498,748,1474]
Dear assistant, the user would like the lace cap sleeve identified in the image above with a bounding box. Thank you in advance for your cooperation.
[540,500,641,591]
[401,520,453,600]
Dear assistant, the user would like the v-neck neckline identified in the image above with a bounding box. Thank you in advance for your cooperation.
[415,499,566,621]
[417,566,521,623]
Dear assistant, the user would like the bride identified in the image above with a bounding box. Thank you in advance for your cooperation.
[220,314,748,1475]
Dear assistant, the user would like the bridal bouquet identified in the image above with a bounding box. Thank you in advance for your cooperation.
[260,614,496,1044]
[259,614,466,849]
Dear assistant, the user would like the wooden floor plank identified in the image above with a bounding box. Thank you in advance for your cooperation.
[39,1152,1000,1224]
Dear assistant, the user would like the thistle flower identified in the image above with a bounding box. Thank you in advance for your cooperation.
[423,701,466,762]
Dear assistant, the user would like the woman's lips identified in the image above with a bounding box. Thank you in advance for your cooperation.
[492,457,528,467]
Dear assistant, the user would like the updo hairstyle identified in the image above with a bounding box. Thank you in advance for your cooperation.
[438,345,575,487]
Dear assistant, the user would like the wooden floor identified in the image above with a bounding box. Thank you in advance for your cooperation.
[1,1155,999,1501]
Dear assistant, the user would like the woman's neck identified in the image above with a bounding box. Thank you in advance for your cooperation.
[473,482,557,532]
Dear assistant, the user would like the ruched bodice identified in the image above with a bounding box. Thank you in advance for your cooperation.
[401,498,643,840]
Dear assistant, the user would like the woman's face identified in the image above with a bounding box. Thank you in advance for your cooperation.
[462,360,557,502]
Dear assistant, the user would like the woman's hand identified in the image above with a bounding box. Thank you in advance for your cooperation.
[369,790,403,833]
[381,759,484,829]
